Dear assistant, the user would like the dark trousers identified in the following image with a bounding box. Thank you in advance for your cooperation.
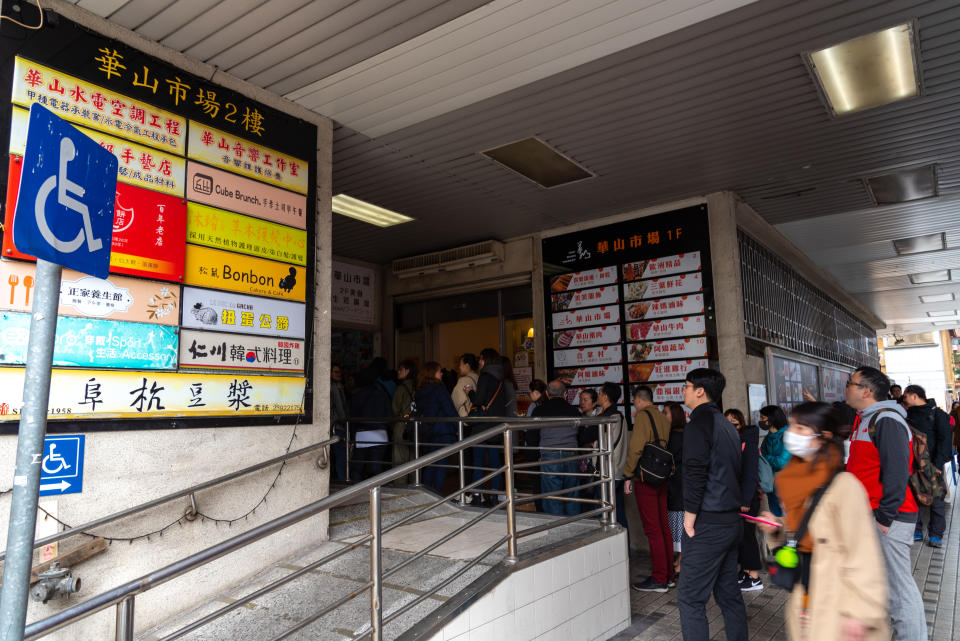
[615,479,630,548]
[350,444,389,481]
[472,444,503,491]
[916,498,946,538]
[678,515,748,641]
[331,429,347,482]
[738,494,763,572]
[423,433,456,494]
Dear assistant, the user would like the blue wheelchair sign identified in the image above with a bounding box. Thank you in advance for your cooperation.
[12,103,117,279]
[39,435,84,497]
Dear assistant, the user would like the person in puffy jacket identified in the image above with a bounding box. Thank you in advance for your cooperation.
[903,384,951,546]
[415,362,459,494]
[759,404,791,516]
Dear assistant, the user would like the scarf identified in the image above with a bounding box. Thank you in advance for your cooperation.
[774,451,838,553]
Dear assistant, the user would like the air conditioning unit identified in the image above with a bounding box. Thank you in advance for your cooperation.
[392,240,505,279]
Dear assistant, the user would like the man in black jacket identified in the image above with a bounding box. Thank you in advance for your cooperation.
[903,384,952,547]
[676,368,747,641]
[465,348,508,506]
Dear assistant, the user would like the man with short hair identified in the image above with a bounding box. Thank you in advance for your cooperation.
[846,367,926,641]
[902,384,951,548]
[531,380,582,515]
[889,384,903,403]
[675,368,747,641]
[623,385,675,592]
[451,353,479,418]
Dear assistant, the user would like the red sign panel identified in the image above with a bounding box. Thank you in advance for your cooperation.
[3,155,186,282]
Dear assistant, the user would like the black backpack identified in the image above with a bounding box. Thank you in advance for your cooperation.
[634,410,674,486]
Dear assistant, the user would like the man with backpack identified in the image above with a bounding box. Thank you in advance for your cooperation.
[846,367,926,641]
[623,385,675,592]
[903,384,952,548]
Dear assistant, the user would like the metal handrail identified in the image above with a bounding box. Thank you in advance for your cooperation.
[0,436,340,561]
[23,416,620,641]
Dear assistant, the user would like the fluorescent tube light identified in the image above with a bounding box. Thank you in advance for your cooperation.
[332,194,414,228]
[909,270,951,285]
[807,23,919,116]
[920,293,954,303]
[893,231,944,254]
[927,310,957,317]
[870,166,937,205]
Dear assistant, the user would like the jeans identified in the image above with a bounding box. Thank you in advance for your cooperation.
[472,444,503,492]
[878,519,927,641]
[678,515,748,641]
[635,482,674,584]
[541,450,579,516]
[423,433,456,494]
[331,429,347,482]
[915,498,946,539]
[350,444,388,481]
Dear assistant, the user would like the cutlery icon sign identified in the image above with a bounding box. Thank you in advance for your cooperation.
[23,276,34,306]
[7,274,17,304]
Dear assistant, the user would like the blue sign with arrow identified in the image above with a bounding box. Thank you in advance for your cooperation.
[12,103,117,278]
[38,435,84,497]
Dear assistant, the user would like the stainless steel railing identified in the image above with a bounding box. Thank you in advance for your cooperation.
[22,416,620,641]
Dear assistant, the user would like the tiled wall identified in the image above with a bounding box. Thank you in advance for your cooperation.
[430,532,630,641]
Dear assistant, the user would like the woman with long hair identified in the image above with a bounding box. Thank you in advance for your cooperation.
[758,402,888,641]
[662,401,686,576]
[414,362,459,494]
[759,404,791,516]
[725,408,763,592]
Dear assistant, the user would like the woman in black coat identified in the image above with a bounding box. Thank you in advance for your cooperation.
[663,402,686,574]
[726,408,763,592]
[415,361,459,494]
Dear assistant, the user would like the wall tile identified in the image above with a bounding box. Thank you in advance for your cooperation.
[533,558,554,601]
[513,603,536,641]
[582,539,600,576]
[568,546,588,584]
[515,567,536,608]
[552,556,571,595]
[468,592,494,630]
[533,595,554,638]
[443,612,470,640]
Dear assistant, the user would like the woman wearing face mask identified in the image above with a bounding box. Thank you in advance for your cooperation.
[757,402,888,641]
[759,405,791,516]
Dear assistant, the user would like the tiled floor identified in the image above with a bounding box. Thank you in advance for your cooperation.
[615,500,959,640]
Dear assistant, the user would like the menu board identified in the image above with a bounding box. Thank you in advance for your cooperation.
[0,21,315,430]
[821,366,851,404]
[771,355,819,414]
[543,205,716,406]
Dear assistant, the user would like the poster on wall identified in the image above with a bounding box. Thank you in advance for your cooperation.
[821,366,851,404]
[771,354,819,413]
[332,261,376,326]
[0,20,316,430]
[542,205,716,404]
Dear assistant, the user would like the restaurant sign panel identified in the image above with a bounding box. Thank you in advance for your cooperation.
[0,369,305,420]
[0,313,178,369]
[186,162,306,229]
[551,285,619,312]
[179,330,304,373]
[186,202,307,265]
[181,287,305,339]
[553,345,622,367]
[551,325,621,349]
[628,337,709,362]
[183,245,306,302]
[0,260,179,325]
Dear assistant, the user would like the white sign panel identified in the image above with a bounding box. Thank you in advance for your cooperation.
[624,272,703,301]
[181,287,306,339]
[332,261,375,326]
[552,306,621,330]
[624,294,705,321]
[553,345,622,367]
[552,325,621,349]
[628,337,709,362]
[179,330,304,373]
[622,252,702,281]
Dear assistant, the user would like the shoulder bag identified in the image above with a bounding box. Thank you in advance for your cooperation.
[634,410,674,486]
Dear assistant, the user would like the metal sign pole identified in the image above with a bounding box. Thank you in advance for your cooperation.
[0,258,63,641]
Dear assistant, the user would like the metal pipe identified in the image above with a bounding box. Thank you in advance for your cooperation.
[457,420,466,506]
[413,421,421,486]
[114,596,134,641]
[0,259,62,641]
[270,581,374,641]
[604,419,617,528]
[1,437,340,560]
[516,508,610,539]
[382,468,503,535]
[369,486,382,641]
[502,430,518,563]
[597,422,612,527]
[344,421,351,482]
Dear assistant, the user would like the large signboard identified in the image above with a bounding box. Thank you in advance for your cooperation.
[0,313,178,369]
[181,287,305,339]
[0,20,316,430]
[0,369,305,421]
[179,330,304,373]
[542,205,716,405]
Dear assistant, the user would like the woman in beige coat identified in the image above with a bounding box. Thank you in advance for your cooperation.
[758,401,889,641]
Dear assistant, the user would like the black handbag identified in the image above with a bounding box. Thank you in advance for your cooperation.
[634,410,673,486]
[768,474,836,591]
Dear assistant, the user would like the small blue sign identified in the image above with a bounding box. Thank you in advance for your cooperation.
[39,435,84,496]
[13,103,117,279]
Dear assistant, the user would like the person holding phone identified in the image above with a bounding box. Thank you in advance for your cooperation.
[757,402,888,641]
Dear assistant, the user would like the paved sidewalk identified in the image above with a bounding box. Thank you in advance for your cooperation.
[616,500,958,640]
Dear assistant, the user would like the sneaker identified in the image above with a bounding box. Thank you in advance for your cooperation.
[739,574,763,591]
[666,577,677,588]
[631,577,669,593]
[914,531,924,542]
[928,536,943,548]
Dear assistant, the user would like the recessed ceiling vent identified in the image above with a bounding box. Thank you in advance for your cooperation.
[481,137,594,188]
[866,165,937,205]
[392,240,505,278]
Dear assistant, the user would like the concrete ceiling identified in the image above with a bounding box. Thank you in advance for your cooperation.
[66,0,960,335]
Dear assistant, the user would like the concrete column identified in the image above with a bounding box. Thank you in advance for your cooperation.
[706,192,748,413]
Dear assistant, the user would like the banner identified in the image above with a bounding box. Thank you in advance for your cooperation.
[552,325,621,349]
[9,107,185,196]
[553,345,622,367]
[628,359,709,383]
[0,313,178,369]
[332,261,376,325]
[13,57,187,154]
[179,330,304,373]
[624,294,705,321]
[628,337,709,362]
[187,122,308,195]
[554,366,623,386]
[183,245,306,302]
[627,316,707,341]
[652,382,686,403]
[549,266,617,293]
[551,285,619,312]
[186,202,307,265]
[0,261,180,325]
[552,306,620,330]
[181,287,305,339]
[0,369,305,420]
[186,162,306,229]
[622,252,702,281]
[624,272,703,301]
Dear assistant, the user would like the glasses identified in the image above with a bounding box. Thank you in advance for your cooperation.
[845,380,867,389]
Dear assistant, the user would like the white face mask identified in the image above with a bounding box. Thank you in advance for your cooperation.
[783,430,819,459]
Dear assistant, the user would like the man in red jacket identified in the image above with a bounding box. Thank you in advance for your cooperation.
[846,366,926,641]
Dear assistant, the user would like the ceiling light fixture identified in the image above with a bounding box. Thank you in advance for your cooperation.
[805,23,920,116]
[894,232,945,255]
[920,293,955,303]
[331,194,414,228]
[909,270,951,285]
[481,137,594,189]
[927,310,957,317]
[868,165,938,205]
[933,321,957,326]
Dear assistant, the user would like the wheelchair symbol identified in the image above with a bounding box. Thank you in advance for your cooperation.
[34,137,104,254]
[42,443,71,475]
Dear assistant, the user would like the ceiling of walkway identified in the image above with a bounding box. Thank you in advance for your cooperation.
[69,0,960,335]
